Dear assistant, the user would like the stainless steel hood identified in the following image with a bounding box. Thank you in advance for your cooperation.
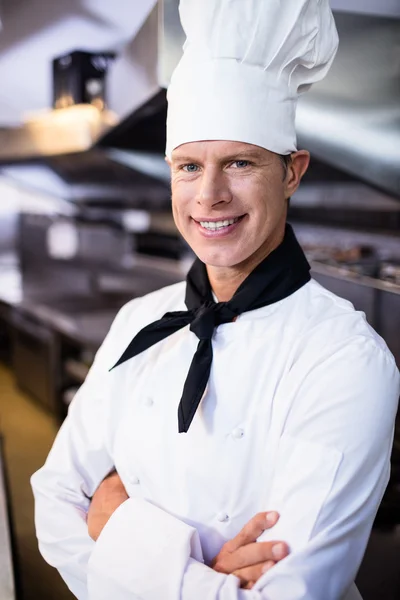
[158,0,400,199]
[1,0,399,201]
[0,147,171,209]
[296,10,400,198]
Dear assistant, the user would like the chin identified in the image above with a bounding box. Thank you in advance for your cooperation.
[194,247,250,268]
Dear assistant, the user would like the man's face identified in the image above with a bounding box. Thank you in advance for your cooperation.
[168,140,306,269]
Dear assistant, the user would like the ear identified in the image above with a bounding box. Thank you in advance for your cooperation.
[165,155,172,168]
[284,150,310,198]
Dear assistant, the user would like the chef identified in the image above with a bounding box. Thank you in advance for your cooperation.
[32,1,400,599]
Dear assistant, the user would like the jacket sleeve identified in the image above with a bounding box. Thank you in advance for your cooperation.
[86,336,399,600]
[31,300,137,599]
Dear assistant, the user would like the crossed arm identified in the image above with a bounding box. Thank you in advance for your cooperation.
[87,471,288,590]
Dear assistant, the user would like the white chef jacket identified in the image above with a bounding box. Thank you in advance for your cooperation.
[31,278,400,600]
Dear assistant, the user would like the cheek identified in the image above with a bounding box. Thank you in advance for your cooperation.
[171,200,182,236]
[230,179,274,218]
[243,174,284,210]
[171,185,192,232]
[171,179,197,208]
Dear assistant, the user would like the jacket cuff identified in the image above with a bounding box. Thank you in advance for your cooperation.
[87,497,203,600]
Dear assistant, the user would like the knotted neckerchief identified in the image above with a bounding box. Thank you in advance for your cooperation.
[112,225,310,433]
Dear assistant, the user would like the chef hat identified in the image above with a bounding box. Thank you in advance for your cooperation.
[166,0,339,157]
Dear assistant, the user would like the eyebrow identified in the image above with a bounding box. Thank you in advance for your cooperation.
[171,149,265,163]
[170,156,199,163]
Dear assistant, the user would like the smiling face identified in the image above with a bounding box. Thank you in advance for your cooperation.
[168,140,309,278]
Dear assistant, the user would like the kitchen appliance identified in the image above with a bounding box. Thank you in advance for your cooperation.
[11,309,59,415]
[53,50,115,111]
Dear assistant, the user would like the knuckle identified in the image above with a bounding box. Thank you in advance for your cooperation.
[248,564,264,581]
[244,581,255,590]
[232,570,247,585]
[212,561,223,573]
[213,559,228,574]
[233,565,259,586]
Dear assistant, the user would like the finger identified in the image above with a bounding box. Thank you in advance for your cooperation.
[104,472,128,494]
[243,581,255,590]
[224,512,279,553]
[214,541,288,573]
[233,560,275,588]
[104,468,117,480]
[108,472,123,485]
[234,541,288,570]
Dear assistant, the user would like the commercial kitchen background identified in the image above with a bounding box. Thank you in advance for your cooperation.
[0,1,399,599]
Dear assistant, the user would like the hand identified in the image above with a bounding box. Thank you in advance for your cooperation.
[87,471,129,542]
[211,511,289,590]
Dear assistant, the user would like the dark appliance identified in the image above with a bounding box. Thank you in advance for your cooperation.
[10,309,59,416]
[53,50,115,110]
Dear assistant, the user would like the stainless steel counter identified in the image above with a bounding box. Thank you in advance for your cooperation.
[0,252,186,417]
[0,256,118,350]
[1,247,399,415]
[0,253,185,350]
[1,251,400,358]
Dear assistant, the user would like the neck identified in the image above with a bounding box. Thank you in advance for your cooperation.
[206,224,286,302]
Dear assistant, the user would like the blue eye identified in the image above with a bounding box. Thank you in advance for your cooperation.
[232,160,250,168]
[183,164,199,173]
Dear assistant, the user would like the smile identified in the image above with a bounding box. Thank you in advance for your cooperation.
[199,217,239,231]
[192,215,246,238]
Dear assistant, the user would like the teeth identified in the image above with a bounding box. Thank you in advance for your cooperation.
[199,217,239,230]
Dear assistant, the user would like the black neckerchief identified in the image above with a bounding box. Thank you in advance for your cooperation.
[111,224,310,433]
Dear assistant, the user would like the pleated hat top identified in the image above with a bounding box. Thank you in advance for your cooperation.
[166,0,339,157]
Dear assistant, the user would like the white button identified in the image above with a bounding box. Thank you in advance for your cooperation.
[131,476,140,485]
[232,427,244,439]
[217,512,229,523]
[144,397,154,407]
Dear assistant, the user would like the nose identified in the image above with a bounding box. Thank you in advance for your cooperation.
[195,168,233,209]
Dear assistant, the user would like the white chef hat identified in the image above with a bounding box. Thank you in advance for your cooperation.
[166,0,339,158]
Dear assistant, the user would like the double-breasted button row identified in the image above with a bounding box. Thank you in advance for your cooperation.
[216,512,230,523]
[231,427,245,439]
[215,428,245,524]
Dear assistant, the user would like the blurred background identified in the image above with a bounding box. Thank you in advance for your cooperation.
[0,1,399,599]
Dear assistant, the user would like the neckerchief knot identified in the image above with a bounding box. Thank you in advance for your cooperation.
[111,225,311,433]
[190,302,216,340]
